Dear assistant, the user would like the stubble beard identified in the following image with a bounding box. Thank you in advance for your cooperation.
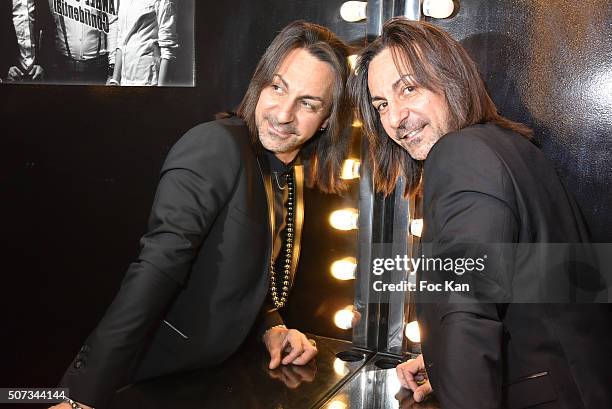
[398,123,447,161]
[257,115,299,155]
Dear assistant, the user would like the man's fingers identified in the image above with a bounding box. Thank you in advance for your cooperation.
[399,357,423,374]
[263,326,289,369]
[269,355,281,369]
[413,380,433,402]
[396,355,428,391]
[32,66,44,79]
[397,360,420,391]
[8,66,24,80]
[291,339,317,365]
[396,363,409,388]
[267,344,282,369]
[281,331,305,365]
[284,334,318,365]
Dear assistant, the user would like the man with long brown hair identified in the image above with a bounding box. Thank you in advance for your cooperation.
[52,21,351,409]
[352,18,611,409]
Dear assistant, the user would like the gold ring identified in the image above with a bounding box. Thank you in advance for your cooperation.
[308,338,317,348]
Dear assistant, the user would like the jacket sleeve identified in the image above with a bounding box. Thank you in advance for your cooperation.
[105,4,118,64]
[60,123,242,408]
[1,2,19,78]
[255,305,285,341]
[419,130,519,409]
[35,0,55,68]
[157,0,178,60]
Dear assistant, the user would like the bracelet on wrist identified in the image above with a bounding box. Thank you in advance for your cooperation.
[62,397,84,409]
[263,324,287,339]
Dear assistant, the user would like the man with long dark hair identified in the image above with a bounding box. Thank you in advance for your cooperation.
[52,21,351,409]
[352,18,611,409]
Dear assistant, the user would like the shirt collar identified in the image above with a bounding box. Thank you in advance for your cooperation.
[265,150,297,175]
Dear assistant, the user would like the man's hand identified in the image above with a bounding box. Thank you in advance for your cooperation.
[396,354,433,403]
[7,66,24,81]
[27,64,45,80]
[7,65,45,81]
[263,326,318,369]
[49,401,93,409]
[395,387,439,409]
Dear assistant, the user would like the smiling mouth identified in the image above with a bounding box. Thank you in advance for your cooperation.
[268,122,294,138]
[399,125,425,141]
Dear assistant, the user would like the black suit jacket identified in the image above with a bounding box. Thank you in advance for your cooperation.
[61,118,277,408]
[0,0,54,79]
[417,124,612,409]
[0,1,18,77]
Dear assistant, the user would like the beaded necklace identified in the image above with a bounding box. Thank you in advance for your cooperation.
[269,171,294,309]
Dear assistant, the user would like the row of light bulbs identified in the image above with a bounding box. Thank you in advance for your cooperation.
[333,304,421,343]
[331,98,424,342]
[340,0,455,22]
[329,171,423,335]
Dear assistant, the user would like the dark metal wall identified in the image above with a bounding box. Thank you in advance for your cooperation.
[432,0,612,242]
[1,0,364,389]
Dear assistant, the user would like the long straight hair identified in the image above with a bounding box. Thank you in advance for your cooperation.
[350,18,532,196]
[237,21,352,194]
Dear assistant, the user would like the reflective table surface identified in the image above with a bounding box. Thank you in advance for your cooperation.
[109,335,440,409]
[320,354,440,409]
[110,335,370,409]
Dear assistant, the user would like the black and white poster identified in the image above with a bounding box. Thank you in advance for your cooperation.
[0,0,194,86]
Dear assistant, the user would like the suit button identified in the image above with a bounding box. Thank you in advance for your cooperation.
[74,359,84,369]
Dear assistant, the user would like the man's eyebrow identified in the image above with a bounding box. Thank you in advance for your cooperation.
[370,74,414,103]
[393,74,413,91]
[273,74,326,103]
[301,95,325,103]
[273,74,289,89]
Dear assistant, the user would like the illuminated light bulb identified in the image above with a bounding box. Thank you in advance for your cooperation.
[340,1,367,22]
[352,119,362,127]
[334,306,354,329]
[410,218,423,237]
[333,358,350,376]
[405,320,421,343]
[422,0,455,19]
[331,257,357,280]
[329,208,359,230]
[348,54,358,71]
[340,159,361,180]
[327,400,348,409]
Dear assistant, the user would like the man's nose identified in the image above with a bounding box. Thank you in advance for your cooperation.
[276,98,296,124]
[388,102,407,130]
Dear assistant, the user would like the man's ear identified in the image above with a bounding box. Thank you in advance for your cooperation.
[320,117,330,131]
